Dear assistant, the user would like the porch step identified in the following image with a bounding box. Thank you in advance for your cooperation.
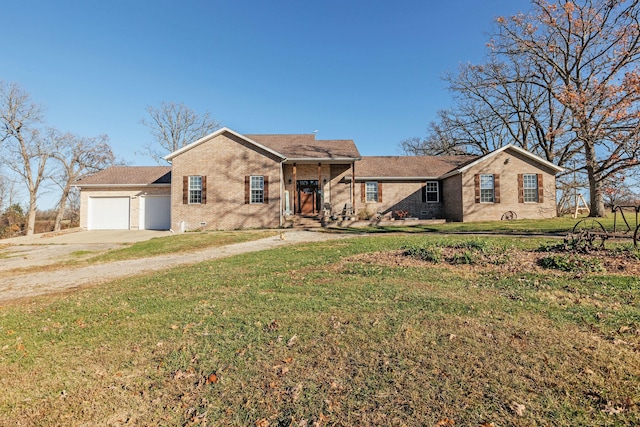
[290,215,323,229]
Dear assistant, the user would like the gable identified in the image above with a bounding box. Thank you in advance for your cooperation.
[247,134,361,161]
[165,127,286,162]
[164,127,360,163]
[440,145,563,178]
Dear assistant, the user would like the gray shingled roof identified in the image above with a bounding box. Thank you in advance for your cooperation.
[246,134,361,159]
[356,155,478,179]
[75,166,171,186]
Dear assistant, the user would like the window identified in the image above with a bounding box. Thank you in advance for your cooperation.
[365,181,378,202]
[425,181,439,202]
[189,176,202,204]
[523,174,539,202]
[480,174,494,203]
[250,176,264,204]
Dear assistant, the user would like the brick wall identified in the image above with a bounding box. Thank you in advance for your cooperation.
[170,132,282,231]
[329,164,354,216]
[460,149,558,222]
[356,181,444,219]
[442,175,463,222]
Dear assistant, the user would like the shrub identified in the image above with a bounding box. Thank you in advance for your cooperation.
[536,242,566,252]
[403,245,442,263]
[538,254,605,273]
[452,239,489,252]
[451,250,476,265]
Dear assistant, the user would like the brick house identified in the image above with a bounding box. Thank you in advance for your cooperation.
[76,127,563,230]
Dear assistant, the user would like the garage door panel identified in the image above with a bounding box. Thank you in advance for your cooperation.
[88,197,130,230]
[141,196,171,230]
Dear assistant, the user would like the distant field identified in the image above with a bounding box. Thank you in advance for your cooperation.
[1,234,638,426]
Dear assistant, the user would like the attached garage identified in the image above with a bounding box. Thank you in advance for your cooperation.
[76,166,172,232]
[88,197,131,230]
[140,195,171,230]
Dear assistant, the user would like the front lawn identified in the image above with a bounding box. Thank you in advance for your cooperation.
[1,235,638,426]
[330,214,634,236]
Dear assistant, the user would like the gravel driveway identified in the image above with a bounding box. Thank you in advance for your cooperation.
[0,230,353,304]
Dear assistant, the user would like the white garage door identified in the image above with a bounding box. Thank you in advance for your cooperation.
[88,197,130,230]
[140,195,171,230]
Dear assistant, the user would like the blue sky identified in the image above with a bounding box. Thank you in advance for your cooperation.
[2,0,532,167]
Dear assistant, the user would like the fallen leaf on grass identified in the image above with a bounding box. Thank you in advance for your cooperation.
[287,335,298,347]
[313,413,329,426]
[602,401,629,415]
[206,373,218,384]
[255,418,269,427]
[265,319,280,331]
[271,364,290,376]
[510,402,526,416]
[290,383,303,402]
[436,418,455,426]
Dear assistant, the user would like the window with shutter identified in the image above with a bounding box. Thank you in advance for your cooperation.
[186,176,203,204]
[523,173,539,203]
[479,174,494,203]
[249,176,265,204]
[365,181,378,202]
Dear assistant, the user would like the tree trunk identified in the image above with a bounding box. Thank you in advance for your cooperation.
[584,143,606,217]
[54,184,71,231]
[26,193,37,236]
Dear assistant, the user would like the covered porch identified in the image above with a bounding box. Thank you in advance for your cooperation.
[281,160,357,220]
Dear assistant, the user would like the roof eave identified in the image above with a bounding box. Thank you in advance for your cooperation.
[75,183,171,188]
[284,157,360,163]
[351,176,441,181]
[441,144,564,177]
[439,170,462,179]
[164,127,287,161]
[505,145,564,173]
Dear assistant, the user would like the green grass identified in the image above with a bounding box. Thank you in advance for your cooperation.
[71,230,279,263]
[1,234,638,426]
[330,214,634,235]
[87,230,278,262]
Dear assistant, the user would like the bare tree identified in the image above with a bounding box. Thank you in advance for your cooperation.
[404,1,640,217]
[66,186,81,226]
[492,0,640,216]
[405,55,581,168]
[400,108,494,156]
[0,81,53,235]
[141,101,221,164]
[50,131,115,231]
[0,173,19,212]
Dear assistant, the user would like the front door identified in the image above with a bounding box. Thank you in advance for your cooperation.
[297,180,319,214]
